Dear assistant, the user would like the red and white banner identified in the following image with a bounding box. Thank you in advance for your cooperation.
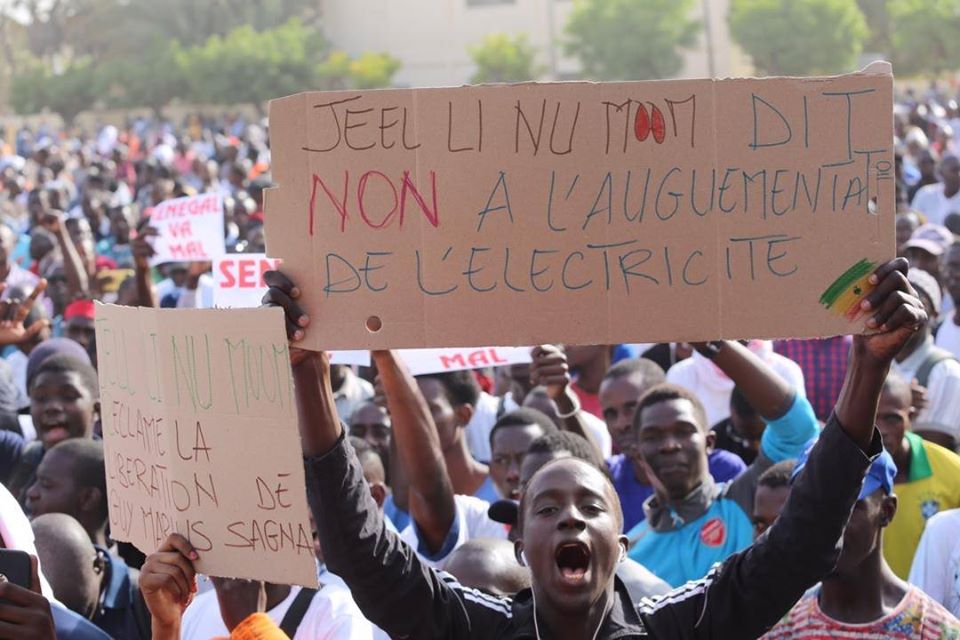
[397,347,532,376]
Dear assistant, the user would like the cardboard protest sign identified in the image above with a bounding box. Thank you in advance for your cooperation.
[398,346,531,376]
[212,253,370,367]
[265,63,895,350]
[95,303,317,587]
[149,193,226,266]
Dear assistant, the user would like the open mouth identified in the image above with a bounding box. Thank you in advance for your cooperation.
[41,425,70,444]
[555,542,591,585]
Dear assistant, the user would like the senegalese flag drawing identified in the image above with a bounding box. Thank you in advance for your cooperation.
[820,259,878,321]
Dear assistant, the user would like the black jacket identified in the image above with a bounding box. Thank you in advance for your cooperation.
[305,415,881,639]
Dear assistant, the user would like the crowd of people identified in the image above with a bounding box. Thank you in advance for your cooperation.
[0,90,957,639]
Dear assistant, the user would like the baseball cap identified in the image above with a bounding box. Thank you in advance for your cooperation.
[792,440,897,501]
[907,267,942,316]
[488,499,519,526]
[64,299,95,322]
[902,223,954,257]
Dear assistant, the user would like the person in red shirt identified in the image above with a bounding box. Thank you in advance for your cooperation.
[565,345,612,419]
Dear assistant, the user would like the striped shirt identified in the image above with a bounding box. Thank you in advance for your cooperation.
[761,586,960,639]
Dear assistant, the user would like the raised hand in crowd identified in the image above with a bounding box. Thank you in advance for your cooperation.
[141,535,288,640]
[140,534,198,639]
[0,280,48,346]
[41,209,90,299]
[841,258,928,448]
[530,344,605,454]
[131,225,158,270]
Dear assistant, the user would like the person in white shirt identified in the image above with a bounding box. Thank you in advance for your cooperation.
[332,365,374,425]
[937,242,960,358]
[911,154,960,226]
[377,350,508,567]
[399,493,507,568]
[173,274,215,309]
[909,508,960,618]
[464,389,501,464]
[894,269,960,451]
[666,340,805,428]
[155,264,215,309]
[179,571,374,640]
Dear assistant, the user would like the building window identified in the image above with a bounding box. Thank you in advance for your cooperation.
[466,0,515,7]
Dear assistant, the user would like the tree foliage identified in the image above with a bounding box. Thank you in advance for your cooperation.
[888,0,960,76]
[469,33,541,84]
[10,58,99,124]
[102,43,189,113]
[348,52,403,90]
[728,0,868,76]
[564,0,699,81]
[7,15,402,116]
[856,0,891,55]
[177,19,327,106]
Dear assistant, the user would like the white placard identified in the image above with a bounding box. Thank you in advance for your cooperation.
[149,193,227,265]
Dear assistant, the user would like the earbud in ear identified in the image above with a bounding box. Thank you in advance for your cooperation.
[618,544,626,563]
[520,551,528,566]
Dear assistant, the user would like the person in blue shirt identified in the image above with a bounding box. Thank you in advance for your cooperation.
[599,357,748,532]
[25,441,151,638]
[32,513,149,639]
[626,340,818,587]
[94,206,135,269]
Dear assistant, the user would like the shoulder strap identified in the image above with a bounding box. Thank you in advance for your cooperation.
[132,581,154,640]
[278,587,318,638]
[916,347,958,388]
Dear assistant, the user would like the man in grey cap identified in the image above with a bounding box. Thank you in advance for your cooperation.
[903,223,954,285]
[893,268,960,450]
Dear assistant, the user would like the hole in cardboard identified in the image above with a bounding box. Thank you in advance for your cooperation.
[366,316,382,333]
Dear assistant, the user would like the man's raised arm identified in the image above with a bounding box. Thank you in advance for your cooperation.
[640,258,927,640]
[373,350,457,555]
[261,272,490,640]
[704,339,819,512]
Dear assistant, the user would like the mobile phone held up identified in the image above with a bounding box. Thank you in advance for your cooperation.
[0,549,32,593]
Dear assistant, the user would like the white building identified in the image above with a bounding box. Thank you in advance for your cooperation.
[318,0,753,88]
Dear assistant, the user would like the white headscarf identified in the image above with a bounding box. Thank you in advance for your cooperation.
[0,483,56,600]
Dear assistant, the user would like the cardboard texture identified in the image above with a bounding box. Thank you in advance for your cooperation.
[149,193,227,266]
[265,65,894,350]
[211,254,370,366]
[94,303,318,587]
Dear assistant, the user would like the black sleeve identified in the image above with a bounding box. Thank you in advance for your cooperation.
[304,432,512,640]
[639,415,882,640]
[0,429,23,487]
